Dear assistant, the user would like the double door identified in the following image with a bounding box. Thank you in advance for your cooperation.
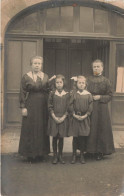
[44,39,94,89]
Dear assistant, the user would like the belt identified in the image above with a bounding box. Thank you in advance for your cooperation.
[75,111,86,116]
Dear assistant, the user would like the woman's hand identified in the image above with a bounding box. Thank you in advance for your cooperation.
[71,76,77,81]
[93,95,101,100]
[22,108,28,116]
[49,75,56,82]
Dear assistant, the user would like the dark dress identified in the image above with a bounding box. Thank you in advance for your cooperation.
[18,72,50,158]
[86,75,115,155]
[47,90,69,137]
[68,90,93,137]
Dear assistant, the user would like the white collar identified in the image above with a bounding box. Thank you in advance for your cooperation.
[77,90,91,95]
[55,90,68,97]
[27,71,44,81]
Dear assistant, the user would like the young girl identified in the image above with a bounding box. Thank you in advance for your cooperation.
[69,76,93,164]
[48,75,69,164]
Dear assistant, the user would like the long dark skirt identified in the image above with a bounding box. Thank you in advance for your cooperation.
[86,101,115,155]
[18,92,50,158]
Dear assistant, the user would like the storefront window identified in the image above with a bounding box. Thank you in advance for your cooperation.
[116,44,124,93]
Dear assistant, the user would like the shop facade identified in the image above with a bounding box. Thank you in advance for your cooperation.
[2,0,124,130]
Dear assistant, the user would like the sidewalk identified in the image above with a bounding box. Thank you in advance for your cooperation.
[1,128,124,154]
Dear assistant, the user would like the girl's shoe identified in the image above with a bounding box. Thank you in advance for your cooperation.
[80,153,86,164]
[52,154,58,164]
[58,154,65,164]
[96,153,103,160]
[71,154,76,164]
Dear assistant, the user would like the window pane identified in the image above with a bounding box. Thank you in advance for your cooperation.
[117,15,124,35]
[24,12,38,32]
[94,9,109,33]
[46,8,60,31]
[80,7,93,32]
[60,6,73,32]
[8,17,24,32]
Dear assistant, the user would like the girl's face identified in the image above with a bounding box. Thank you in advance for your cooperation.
[92,62,103,75]
[77,78,86,91]
[31,58,43,73]
[55,78,64,91]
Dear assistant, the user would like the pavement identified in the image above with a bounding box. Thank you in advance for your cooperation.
[1,128,124,196]
[1,128,124,154]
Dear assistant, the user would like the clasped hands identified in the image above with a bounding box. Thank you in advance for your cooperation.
[73,113,88,121]
[51,112,67,124]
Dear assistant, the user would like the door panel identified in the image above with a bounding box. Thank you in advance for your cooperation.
[56,49,68,85]
[22,41,37,75]
[44,49,56,77]
[7,41,22,91]
[7,94,21,123]
[69,49,82,77]
[5,39,43,126]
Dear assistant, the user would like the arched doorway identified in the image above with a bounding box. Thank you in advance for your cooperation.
[4,1,124,130]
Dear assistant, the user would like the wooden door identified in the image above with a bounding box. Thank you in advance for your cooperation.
[5,38,43,127]
[44,39,93,89]
[44,40,69,85]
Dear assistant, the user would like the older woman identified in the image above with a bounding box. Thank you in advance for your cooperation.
[86,59,115,160]
[18,56,50,162]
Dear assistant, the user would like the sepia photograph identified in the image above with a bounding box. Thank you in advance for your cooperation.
[1,0,124,196]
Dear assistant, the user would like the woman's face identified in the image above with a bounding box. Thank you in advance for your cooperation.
[77,78,86,91]
[92,62,103,75]
[55,78,64,91]
[31,58,43,73]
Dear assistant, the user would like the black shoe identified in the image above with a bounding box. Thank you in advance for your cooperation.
[52,155,58,164]
[58,154,65,164]
[71,154,76,164]
[96,153,103,161]
[80,153,86,164]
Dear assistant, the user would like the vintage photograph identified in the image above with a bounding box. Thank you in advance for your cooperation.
[1,0,124,196]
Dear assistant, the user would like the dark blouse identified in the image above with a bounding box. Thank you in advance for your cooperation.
[20,73,49,108]
[87,75,112,103]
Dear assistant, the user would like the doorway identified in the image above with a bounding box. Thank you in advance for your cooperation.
[44,38,110,89]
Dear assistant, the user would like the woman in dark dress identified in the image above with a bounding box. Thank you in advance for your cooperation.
[86,59,115,160]
[18,56,50,162]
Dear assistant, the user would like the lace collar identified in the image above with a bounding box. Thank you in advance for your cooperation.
[55,90,68,97]
[77,90,91,95]
[27,71,44,82]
